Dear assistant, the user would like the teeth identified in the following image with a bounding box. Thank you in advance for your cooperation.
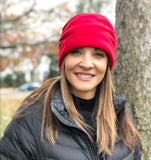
[77,74,93,78]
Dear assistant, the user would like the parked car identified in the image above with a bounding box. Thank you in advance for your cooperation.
[18,82,41,91]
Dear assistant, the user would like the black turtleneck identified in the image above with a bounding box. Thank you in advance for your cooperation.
[72,94,96,127]
[72,94,104,160]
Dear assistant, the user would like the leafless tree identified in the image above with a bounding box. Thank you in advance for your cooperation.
[0,0,72,70]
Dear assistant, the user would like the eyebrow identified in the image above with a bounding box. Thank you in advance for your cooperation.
[78,47,104,52]
[94,48,101,50]
[95,48,106,55]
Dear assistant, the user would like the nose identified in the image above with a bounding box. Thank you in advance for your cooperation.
[79,54,94,69]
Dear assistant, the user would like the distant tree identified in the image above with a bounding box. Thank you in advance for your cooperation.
[15,72,25,87]
[75,0,110,14]
[113,0,151,160]
[0,0,72,71]
[1,0,71,48]
[48,55,60,79]
[0,73,25,87]
[3,74,13,87]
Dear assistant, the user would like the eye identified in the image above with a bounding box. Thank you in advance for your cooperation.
[95,52,104,57]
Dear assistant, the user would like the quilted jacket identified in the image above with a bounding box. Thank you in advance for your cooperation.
[0,89,141,160]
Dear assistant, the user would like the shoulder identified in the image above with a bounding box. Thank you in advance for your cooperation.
[112,94,127,114]
[0,103,43,159]
[5,102,43,139]
[113,94,136,123]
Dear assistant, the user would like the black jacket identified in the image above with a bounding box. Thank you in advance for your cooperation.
[0,89,141,160]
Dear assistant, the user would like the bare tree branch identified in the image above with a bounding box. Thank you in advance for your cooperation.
[0,38,58,49]
[1,0,36,23]
[0,2,68,32]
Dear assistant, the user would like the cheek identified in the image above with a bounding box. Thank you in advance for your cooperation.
[64,61,73,72]
[64,57,71,70]
[64,57,75,80]
[96,60,108,73]
[64,55,79,72]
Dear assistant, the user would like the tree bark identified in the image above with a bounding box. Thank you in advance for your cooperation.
[113,0,151,160]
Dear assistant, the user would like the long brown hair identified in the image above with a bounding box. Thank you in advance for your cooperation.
[13,61,140,155]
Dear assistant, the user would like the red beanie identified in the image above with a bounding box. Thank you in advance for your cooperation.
[58,13,116,70]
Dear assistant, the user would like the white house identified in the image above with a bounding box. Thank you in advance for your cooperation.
[1,55,51,83]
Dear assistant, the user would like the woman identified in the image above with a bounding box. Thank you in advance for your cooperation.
[0,13,141,160]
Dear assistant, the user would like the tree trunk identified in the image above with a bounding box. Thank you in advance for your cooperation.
[113,0,151,160]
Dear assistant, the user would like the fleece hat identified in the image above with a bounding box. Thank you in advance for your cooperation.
[58,13,117,70]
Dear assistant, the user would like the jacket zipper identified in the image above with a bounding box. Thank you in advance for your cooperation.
[75,129,100,160]
[51,102,105,160]
[76,129,107,160]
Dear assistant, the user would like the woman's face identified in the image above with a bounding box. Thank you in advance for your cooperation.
[64,47,108,99]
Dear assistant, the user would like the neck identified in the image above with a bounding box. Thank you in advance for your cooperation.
[72,94,96,124]
[71,90,96,100]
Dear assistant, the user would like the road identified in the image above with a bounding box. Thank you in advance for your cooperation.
[1,88,32,99]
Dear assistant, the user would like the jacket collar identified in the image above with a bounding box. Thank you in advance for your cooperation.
[50,89,80,129]
[113,94,127,114]
[50,89,127,127]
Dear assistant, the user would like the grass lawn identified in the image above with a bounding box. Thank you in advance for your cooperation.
[0,98,24,137]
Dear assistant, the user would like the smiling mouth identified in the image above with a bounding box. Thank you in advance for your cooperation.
[76,73,94,78]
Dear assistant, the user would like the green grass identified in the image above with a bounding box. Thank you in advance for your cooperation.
[0,98,23,137]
